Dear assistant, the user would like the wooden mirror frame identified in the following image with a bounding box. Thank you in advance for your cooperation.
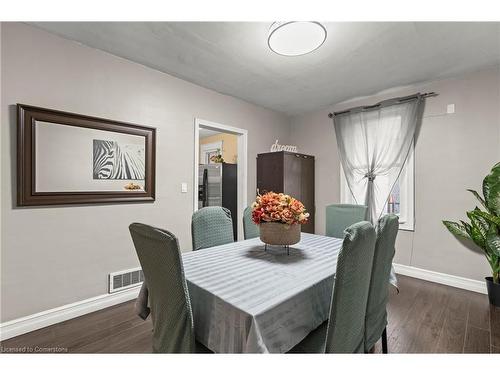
[17,104,156,206]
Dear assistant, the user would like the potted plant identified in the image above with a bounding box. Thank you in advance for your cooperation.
[443,162,500,306]
[251,192,309,250]
[209,149,224,163]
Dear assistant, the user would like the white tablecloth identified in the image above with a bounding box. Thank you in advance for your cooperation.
[182,233,343,353]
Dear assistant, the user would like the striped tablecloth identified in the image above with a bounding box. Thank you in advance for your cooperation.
[182,233,343,353]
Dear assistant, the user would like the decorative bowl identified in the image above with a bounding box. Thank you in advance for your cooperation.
[259,222,301,246]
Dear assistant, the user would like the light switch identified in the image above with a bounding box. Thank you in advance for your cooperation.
[181,183,188,193]
[447,104,455,114]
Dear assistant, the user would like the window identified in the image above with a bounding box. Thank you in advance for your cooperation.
[340,143,415,231]
[200,141,223,164]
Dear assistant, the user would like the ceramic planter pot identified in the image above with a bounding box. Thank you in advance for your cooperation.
[259,222,301,246]
[485,277,500,307]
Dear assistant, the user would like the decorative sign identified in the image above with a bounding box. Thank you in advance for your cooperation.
[270,139,298,153]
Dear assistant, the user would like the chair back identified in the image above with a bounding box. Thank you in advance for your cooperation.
[129,223,195,353]
[364,214,399,351]
[192,206,234,250]
[243,206,260,239]
[325,204,368,238]
[324,221,376,353]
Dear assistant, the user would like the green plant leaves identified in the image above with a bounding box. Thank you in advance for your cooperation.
[469,222,486,248]
[467,209,488,238]
[443,162,500,281]
[442,221,470,239]
[483,162,500,216]
[474,210,500,226]
[486,232,500,257]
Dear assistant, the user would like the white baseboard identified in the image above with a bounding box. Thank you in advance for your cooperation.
[0,286,141,341]
[394,263,487,294]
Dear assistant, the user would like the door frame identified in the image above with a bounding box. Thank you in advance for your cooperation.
[194,118,248,241]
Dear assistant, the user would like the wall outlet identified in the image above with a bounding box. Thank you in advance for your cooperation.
[447,104,455,114]
[181,183,188,193]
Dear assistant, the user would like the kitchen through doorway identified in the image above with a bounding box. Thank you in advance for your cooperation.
[193,119,248,241]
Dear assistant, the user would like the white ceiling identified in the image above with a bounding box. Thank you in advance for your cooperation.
[30,22,500,116]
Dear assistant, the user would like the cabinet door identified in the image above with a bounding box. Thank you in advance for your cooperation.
[257,153,284,195]
[300,155,315,234]
[283,153,302,200]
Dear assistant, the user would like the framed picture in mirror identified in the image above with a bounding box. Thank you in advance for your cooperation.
[17,104,156,206]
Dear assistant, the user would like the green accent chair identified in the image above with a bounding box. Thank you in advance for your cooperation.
[192,206,234,251]
[129,223,212,353]
[325,204,368,238]
[243,206,260,240]
[365,214,399,354]
[289,221,376,353]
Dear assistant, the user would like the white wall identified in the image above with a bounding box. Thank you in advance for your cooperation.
[290,66,500,282]
[0,23,290,322]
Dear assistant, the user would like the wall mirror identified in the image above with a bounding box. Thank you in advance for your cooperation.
[17,104,156,206]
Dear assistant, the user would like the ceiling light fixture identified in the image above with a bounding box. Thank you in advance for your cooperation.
[268,21,327,56]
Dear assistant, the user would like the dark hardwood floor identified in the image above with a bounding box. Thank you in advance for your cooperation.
[2,275,499,353]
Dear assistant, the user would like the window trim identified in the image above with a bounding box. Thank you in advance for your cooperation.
[200,140,223,164]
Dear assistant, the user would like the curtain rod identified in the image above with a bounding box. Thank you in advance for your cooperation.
[327,92,438,118]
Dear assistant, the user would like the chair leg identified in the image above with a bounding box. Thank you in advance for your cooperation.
[381,327,388,354]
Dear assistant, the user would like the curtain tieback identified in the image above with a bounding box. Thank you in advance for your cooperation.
[364,172,376,182]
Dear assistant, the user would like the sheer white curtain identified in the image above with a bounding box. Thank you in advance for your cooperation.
[333,95,423,223]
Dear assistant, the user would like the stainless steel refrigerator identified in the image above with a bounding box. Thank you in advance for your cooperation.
[198,163,237,239]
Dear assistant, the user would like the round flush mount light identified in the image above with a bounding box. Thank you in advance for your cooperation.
[268,21,327,56]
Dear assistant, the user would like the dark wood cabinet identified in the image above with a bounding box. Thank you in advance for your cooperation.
[256,151,315,233]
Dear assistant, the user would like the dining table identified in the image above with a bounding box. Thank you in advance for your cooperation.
[180,232,343,353]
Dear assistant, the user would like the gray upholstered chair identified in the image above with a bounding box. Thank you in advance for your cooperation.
[289,221,376,353]
[191,206,234,251]
[325,204,368,238]
[243,206,260,240]
[128,223,196,353]
[364,214,399,354]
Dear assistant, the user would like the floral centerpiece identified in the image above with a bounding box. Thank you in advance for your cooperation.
[251,192,309,247]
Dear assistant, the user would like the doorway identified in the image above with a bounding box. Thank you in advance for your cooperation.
[194,118,248,241]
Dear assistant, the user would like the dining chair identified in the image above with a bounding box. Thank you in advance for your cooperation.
[364,214,399,354]
[289,221,376,353]
[243,206,260,239]
[325,204,368,238]
[129,223,201,353]
[191,206,235,251]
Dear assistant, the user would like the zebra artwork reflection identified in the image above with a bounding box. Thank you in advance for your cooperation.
[93,139,145,180]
